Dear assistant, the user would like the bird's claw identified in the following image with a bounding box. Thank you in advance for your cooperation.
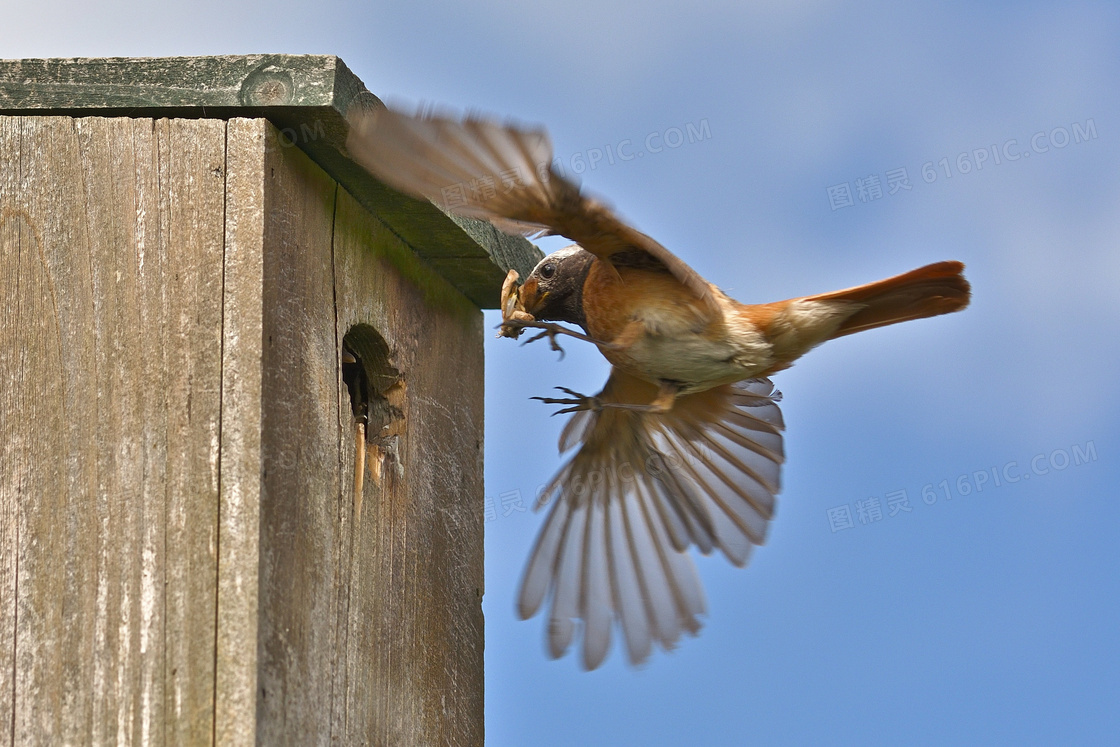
[521,324,569,358]
[531,387,603,415]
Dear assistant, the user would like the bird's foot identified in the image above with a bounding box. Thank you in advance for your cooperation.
[520,322,610,357]
[532,380,680,416]
[532,387,604,415]
[497,320,615,359]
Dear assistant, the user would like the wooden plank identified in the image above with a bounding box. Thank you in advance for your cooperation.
[215,118,267,747]
[0,55,348,111]
[3,115,118,744]
[71,115,162,747]
[158,118,226,747]
[0,117,79,745]
[0,55,543,308]
[331,177,486,747]
[0,115,227,744]
[248,117,485,744]
[0,114,22,747]
[253,118,344,745]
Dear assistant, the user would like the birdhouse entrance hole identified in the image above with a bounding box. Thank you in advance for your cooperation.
[343,324,405,486]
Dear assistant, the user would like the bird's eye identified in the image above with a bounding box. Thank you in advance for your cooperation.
[540,262,556,280]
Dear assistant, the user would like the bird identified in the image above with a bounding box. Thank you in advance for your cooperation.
[346,103,971,670]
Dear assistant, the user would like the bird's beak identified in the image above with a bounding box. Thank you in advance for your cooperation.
[519,276,547,316]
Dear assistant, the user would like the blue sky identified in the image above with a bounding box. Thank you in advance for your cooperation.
[8,2,1118,744]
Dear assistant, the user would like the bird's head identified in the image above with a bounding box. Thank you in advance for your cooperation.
[518,245,595,329]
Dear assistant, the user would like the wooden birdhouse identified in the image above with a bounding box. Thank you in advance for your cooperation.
[0,54,540,745]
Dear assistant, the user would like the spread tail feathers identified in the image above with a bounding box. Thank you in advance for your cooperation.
[809,261,971,339]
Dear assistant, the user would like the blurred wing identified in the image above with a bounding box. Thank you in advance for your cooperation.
[346,105,717,309]
[516,369,785,669]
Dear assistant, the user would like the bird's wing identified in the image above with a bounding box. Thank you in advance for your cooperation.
[517,368,785,669]
[346,105,717,310]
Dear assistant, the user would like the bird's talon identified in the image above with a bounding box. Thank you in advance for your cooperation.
[500,319,619,359]
[531,388,602,413]
[521,327,568,358]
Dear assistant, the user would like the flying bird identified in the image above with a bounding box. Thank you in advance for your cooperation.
[346,104,971,669]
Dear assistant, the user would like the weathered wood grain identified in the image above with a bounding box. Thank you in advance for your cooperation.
[0,55,349,111]
[254,118,343,745]
[0,55,543,308]
[0,118,77,745]
[214,118,266,747]
[1,111,486,745]
[245,119,485,745]
[0,324,13,739]
[0,115,227,745]
[158,118,226,747]
[0,114,23,745]
[330,182,486,747]
[72,115,159,747]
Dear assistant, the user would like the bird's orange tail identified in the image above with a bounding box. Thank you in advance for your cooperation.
[807,261,971,339]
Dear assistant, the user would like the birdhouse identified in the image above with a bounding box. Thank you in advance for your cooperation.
[0,54,540,745]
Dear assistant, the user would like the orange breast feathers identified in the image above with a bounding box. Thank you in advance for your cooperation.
[581,259,721,348]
